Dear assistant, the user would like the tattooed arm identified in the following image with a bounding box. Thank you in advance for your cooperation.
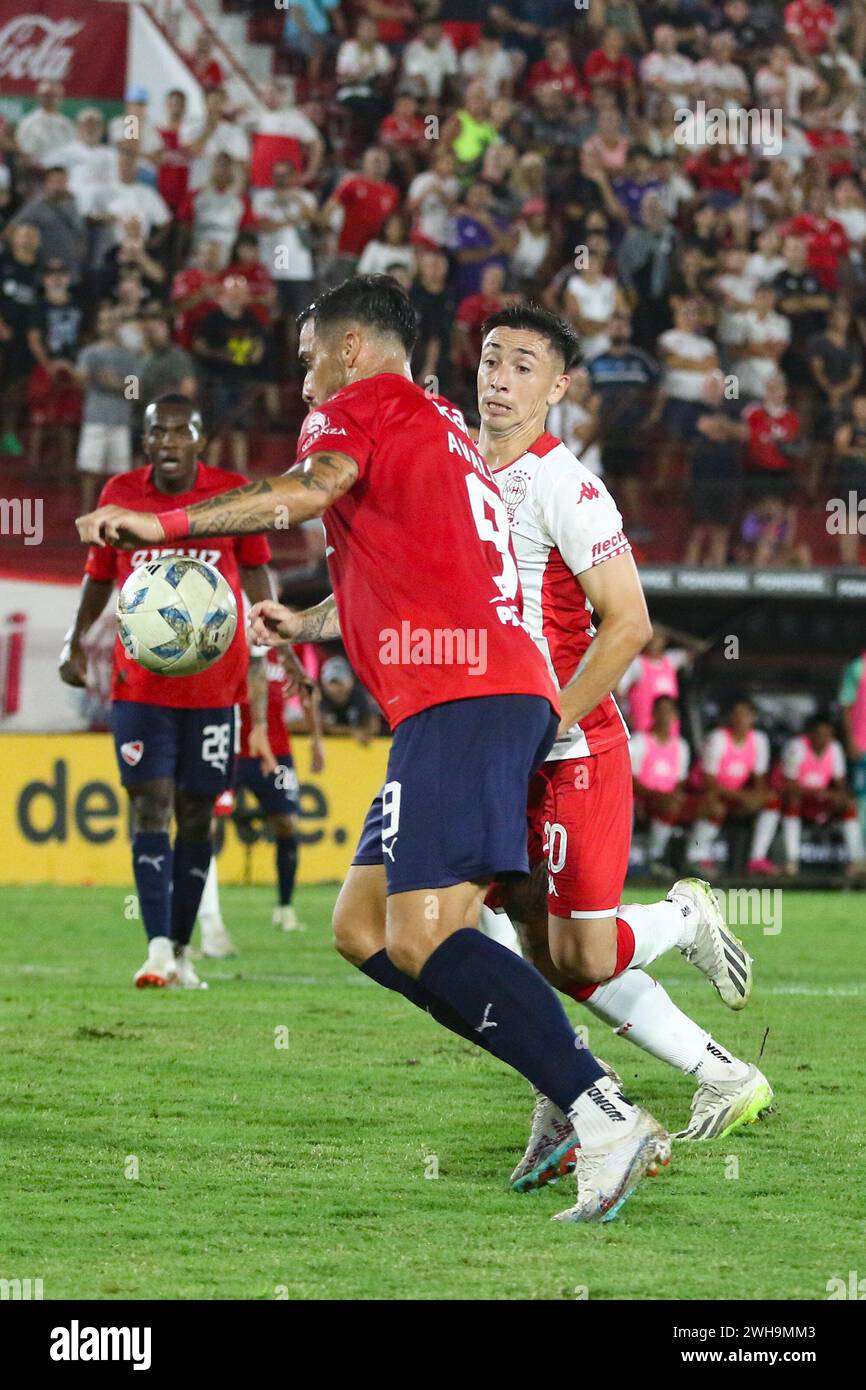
[75,452,359,547]
[248,593,341,647]
[246,653,278,774]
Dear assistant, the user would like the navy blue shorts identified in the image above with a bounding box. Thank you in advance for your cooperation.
[352,694,558,894]
[112,701,236,795]
[234,755,299,816]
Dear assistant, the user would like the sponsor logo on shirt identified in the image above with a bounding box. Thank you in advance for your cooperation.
[130,547,222,568]
[120,741,143,766]
[591,530,628,562]
[300,410,348,449]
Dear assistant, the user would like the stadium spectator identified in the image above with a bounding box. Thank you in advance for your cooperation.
[357,211,416,277]
[509,199,553,295]
[87,145,172,257]
[616,190,680,348]
[0,222,42,458]
[639,24,696,114]
[409,246,456,391]
[832,393,866,566]
[336,15,394,153]
[782,187,850,293]
[406,147,459,247]
[741,372,802,503]
[806,304,862,489]
[585,313,660,530]
[458,22,516,99]
[25,259,83,474]
[186,30,225,89]
[61,109,120,213]
[108,88,163,164]
[251,160,318,339]
[683,370,744,568]
[170,239,225,349]
[74,304,139,512]
[156,91,191,225]
[656,296,719,495]
[452,262,508,401]
[585,26,637,106]
[14,82,76,172]
[282,0,344,87]
[321,146,400,279]
[179,151,255,261]
[402,17,459,101]
[736,493,811,568]
[10,167,87,284]
[785,0,838,60]
[565,248,626,361]
[730,285,792,402]
[247,82,324,189]
[528,33,587,102]
[194,275,266,473]
[546,366,602,476]
[447,179,512,301]
[181,87,250,194]
[138,309,197,412]
[318,655,381,742]
[441,81,499,172]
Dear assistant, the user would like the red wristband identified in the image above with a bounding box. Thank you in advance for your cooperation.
[159,507,189,541]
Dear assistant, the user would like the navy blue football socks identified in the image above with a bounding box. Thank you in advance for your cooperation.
[132,832,173,942]
[171,839,212,947]
[360,949,498,1054]
[276,834,298,906]
[419,929,605,1112]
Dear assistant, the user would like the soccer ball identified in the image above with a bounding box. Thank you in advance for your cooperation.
[117,556,238,676]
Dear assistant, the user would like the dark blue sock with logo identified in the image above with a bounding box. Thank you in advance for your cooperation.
[419,929,605,1112]
[275,834,298,906]
[171,840,212,947]
[360,949,497,1054]
[132,832,173,942]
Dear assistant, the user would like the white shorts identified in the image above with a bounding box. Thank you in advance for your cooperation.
[76,423,131,476]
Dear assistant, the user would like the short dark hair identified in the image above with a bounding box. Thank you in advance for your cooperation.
[297,275,418,353]
[149,392,197,414]
[480,303,580,370]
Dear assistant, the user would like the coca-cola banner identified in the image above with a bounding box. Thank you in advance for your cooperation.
[0,2,130,100]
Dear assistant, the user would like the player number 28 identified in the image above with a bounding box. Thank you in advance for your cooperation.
[202,723,231,772]
[464,472,519,603]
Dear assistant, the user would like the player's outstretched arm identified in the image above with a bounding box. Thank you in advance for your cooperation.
[58,576,114,687]
[75,453,359,547]
[249,594,340,647]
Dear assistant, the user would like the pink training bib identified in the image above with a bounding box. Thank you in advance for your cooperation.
[794,736,836,790]
[637,733,682,792]
[716,728,757,790]
[851,655,866,755]
[628,654,680,733]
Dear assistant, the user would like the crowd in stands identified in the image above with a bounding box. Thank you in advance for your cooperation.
[4,2,866,566]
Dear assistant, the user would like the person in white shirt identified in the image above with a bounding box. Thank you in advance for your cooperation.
[830,177,866,259]
[251,160,318,322]
[754,44,821,121]
[357,213,416,277]
[564,252,626,361]
[15,82,76,170]
[107,87,163,163]
[402,18,459,102]
[181,86,250,193]
[459,24,516,99]
[695,32,750,109]
[59,108,120,215]
[657,296,719,489]
[713,247,759,352]
[640,26,696,113]
[745,226,787,286]
[88,145,172,250]
[546,367,602,475]
[730,286,791,400]
[246,83,324,190]
[406,148,459,247]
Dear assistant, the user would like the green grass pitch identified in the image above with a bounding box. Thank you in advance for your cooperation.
[1,884,864,1300]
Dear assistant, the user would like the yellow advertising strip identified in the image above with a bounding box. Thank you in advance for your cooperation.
[0,734,389,887]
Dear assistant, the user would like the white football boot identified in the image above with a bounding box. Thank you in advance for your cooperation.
[510,1059,624,1193]
[134,935,177,989]
[552,1109,671,1224]
[674,1064,774,1141]
[669,877,753,1010]
[273,904,305,932]
[199,914,237,959]
[173,945,208,990]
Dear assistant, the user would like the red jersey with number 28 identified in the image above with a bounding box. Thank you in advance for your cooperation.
[293,373,558,729]
[85,463,272,708]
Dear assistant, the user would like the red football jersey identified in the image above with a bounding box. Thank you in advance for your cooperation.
[239,648,292,758]
[333,177,400,255]
[85,464,272,708]
[293,375,559,730]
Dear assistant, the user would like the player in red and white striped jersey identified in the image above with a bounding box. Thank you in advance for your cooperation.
[477,305,770,1165]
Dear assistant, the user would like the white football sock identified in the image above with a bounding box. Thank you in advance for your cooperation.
[648,818,674,859]
[477,903,523,956]
[617,897,697,968]
[568,1074,640,1146]
[197,857,220,920]
[584,968,748,1080]
[689,818,719,862]
[750,807,780,861]
[843,815,865,862]
[783,814,801,865]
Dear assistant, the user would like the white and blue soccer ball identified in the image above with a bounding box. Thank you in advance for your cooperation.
[117,556,238,676]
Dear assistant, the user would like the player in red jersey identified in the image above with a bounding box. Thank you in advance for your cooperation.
[76,276,672,1224]
[61,394,273,988]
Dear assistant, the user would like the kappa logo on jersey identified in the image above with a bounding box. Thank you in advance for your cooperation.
[576,480,600,504]
[300,410,348,449]
[120,741,144,766]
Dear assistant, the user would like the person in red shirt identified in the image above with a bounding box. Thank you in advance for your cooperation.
[528,34,589,103]
[785,0,838,59]
[321,146,400,264]
[683,147,752,199]
[187,31,225,90]
[584,27,636,104]
[741,372,801,497]
[224,231,276,330]
[170,240,225,349]
[62,394,273,989]
[157,89,192,215]
[782,188,850,291]
[803,105,853,181]
[76,275,673,1223]
[453,262,507,373]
